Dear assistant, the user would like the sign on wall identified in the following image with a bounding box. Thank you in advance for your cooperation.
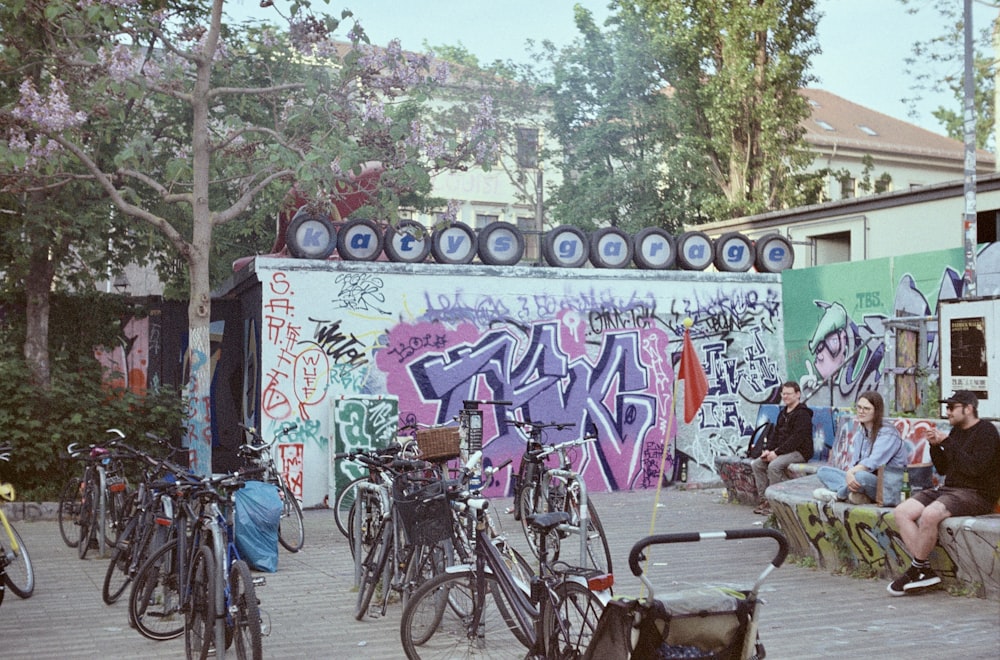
[940,297,997,419]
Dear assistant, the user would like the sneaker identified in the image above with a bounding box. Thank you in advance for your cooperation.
[887,566,941,596]
[848,491,873,505]
[812,488,837,502]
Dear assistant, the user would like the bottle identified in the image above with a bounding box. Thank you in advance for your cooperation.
[900,468,911,502]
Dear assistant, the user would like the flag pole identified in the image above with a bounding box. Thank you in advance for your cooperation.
[641,317,693,596]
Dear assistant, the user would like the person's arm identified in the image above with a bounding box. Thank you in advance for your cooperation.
[934,424,999,479]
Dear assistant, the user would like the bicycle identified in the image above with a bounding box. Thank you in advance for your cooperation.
[0,444,35,605]
[511,420,613,576]
[103,439,188,605]
[399,490,612,658]
[64,429,132,559]
[238,423,305,553]
[129,468,266,659]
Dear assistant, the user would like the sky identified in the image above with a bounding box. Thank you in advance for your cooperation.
[228,0,996,136]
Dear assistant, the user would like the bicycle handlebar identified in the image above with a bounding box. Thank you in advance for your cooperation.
[530,435,596,459]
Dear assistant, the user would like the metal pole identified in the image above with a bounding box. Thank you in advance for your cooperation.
[962,0,978,298]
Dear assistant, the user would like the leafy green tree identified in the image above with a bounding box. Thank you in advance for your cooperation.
[900,0,998,151]
[629,0,821,220]
[542,6,701,232]
[0,0,496,473]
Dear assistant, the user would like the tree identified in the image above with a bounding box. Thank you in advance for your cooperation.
[628,0,821,220]
[900,0,998,152]
[542,6,702,232]
[1,0,496,473]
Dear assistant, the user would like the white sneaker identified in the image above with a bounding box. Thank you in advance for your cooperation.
[812,487,837,502]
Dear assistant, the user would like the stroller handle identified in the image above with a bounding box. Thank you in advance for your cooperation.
[628,528,789,577]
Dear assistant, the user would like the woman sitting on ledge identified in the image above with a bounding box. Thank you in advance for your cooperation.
[813,390,908,506]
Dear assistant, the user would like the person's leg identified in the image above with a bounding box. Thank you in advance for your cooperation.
[888,491,943,595]
[751,457,769,501]
[817,466,847,499]
[766,451,803,485]
[853,470,881,503]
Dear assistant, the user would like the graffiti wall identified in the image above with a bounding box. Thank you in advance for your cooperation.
[250,258,786,505]
[783,242,1000,409]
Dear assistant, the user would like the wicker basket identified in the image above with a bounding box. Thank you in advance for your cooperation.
[416,426,461,462]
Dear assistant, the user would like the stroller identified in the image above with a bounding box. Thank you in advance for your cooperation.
[583,528,788,660]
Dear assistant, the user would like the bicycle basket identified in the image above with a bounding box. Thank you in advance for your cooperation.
[415,427,461,462]
[393,475,453,546]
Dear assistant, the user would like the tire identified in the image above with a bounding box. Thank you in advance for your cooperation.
[713,231,755,272]
[541,225,589,268]
[546,580,605,657]
[384,220,432,263]
[285,207,338,260]
[2,523,35,598]
[103,488,128,555]
[336,218,384,261]
[632,227,676,270]
[78,480,97,560]
[58,475,83,548]
[517,482,542,557]
[334,476,366,539]
[402,543,448,607]
[355,522,393,621]
[569,496,613,577]
[129,539,184,641]
[588,227,633,268]
[430,222,477,264]
[347,488,383,560]
[103,513,140,604]
[675,230,714,271]
[399,569,528,659]
[228,560,263,660]
[277,484,305,553]
[477,222,525,266]
[185,544,215,660]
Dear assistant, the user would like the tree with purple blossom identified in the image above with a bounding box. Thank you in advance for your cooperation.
[0,0,499,473]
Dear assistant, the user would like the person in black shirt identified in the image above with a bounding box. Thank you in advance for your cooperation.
[887,390,1000,596]
[750,381,814,515]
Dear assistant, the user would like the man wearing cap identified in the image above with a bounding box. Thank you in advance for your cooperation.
[888,390,1000,596]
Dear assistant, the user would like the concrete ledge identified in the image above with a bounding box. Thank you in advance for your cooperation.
[4,501,59,522]
[714,455,821,505]
[766,475,1000,601]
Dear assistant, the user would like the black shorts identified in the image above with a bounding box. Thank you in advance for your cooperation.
[911,486,995,517]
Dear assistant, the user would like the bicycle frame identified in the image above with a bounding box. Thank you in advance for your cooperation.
[352,479,392,587]
[540,467,591,567]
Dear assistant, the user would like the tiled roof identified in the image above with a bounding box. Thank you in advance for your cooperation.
[801,88,994,165]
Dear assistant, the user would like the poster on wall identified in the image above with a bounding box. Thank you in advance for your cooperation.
[948,316,988,397]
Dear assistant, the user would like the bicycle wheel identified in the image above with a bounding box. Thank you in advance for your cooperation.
[347,488,383,560]
[334,476,366,538]
[185,544,215,660]
[228,559,263,660]
[129,538,184,641]
[2,522,35,598]
[78,480,97,560]
[58,475,83,548]
[400,569,528,659]
[574,496,613,576]
[103,513,140,604]
[355,521,393,621]
[545,579,605,657]
[103,488,129,552]
[402,542,447,607]
[277,483,305,553]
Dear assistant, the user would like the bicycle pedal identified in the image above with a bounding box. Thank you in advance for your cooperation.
[252,576,267,588]
[259,609,272,637]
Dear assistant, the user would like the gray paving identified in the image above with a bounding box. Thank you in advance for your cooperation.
[1,487,997,659]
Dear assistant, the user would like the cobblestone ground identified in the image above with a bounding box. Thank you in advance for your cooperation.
[1,487,997,658]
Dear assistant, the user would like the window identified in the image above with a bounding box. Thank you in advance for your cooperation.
[857,125,878,136]
[840,177,856,199]
[815,119,835,131]
[474,214,499,229]
[812,231,851,265]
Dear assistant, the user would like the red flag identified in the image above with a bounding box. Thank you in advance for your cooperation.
[678,328,708,423]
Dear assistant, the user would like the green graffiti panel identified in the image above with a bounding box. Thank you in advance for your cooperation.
[329,395,399,501]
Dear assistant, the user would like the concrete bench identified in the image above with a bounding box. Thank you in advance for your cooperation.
[766,474,1000,601]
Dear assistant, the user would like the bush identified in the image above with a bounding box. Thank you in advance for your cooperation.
[0,356,186,501]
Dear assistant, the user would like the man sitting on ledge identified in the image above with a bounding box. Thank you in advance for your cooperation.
[751,381,813,515]
[888,390,1000,596]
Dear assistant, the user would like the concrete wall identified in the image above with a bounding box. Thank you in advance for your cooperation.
[246,258,787,506]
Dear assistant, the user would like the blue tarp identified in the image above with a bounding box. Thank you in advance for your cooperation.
[235,480,282,573]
